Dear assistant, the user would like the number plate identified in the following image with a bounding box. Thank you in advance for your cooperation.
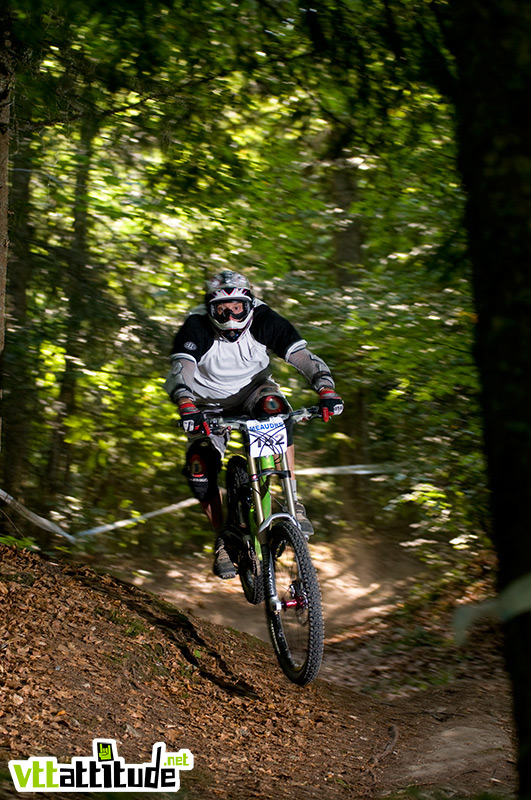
[246,418,288,458]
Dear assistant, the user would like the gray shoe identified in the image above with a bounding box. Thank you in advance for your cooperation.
[213,536,237,579]
[296,502,314,538]
[284,502,314,538]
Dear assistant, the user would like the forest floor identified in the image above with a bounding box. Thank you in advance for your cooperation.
[0,535,517,800]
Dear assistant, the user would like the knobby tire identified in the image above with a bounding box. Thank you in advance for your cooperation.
[265,520,324,685]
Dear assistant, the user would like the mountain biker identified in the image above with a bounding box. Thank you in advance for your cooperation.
[165,270,344,579]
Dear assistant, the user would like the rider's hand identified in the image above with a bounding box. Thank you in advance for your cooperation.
[318,388,344,422]
[178,400,210,435]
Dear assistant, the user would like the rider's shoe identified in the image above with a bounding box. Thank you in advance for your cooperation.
[296,502,314,538]
[284,502,314,538]
[213,535,237,579]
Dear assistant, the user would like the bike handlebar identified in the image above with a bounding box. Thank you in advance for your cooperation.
[177,406,323,435]
[207,406,322,433]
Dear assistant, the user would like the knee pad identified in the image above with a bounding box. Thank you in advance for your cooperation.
[252,393,290,417]
[184,439,221,502]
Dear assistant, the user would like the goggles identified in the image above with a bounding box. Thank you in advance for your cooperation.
[210,299,252,323]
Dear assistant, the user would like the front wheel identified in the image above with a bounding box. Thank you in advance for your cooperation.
[265,520,324,685]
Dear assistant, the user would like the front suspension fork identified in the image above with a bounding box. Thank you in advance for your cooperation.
[247,450,297,612]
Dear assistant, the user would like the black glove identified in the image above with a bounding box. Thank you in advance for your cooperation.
[179,401,210,435]
[318,388,344,422]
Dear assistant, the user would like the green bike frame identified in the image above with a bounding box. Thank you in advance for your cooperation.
[246,449,297,533]
[245,445,299,613]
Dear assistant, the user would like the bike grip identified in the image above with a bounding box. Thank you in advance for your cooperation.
[322,407,330,423]
[203,420,211,436]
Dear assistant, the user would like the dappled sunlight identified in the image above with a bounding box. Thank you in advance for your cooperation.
[96,534,425,645]
[0,0,525,791]
[310,541,423,638]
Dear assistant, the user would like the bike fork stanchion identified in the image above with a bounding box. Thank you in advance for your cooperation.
[247,450,283,613]
[279,451,297,519]
[246,452,265,528]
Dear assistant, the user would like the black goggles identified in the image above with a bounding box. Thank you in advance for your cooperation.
[211,300,251,323]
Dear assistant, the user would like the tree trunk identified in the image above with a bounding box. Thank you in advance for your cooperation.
[2,135,35,501]
[43,117,98,516]
[330,161,363,288]
[449,2,531,795]
[0,11,15,447]
[325,127,373,525]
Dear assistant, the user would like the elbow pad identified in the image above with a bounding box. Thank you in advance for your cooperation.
[286,348,335,392]
[164,356,196,403]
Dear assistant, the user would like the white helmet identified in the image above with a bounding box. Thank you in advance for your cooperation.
[205,270,254,342]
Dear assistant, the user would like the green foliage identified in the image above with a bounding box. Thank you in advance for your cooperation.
[0,0,489,567]
[0,532,37,550]
[267,258,487,554]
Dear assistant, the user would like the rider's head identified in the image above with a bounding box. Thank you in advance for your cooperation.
[205,270,254,342]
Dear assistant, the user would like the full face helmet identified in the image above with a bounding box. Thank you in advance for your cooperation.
[205,270,254,342]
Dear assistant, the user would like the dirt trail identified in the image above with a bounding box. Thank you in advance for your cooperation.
[0,541,517,799]
[101,533,422,642]
[81,534,517,797]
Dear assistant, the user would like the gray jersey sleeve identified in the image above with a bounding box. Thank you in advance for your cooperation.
[164,355,197,403]
[286,347,335,392]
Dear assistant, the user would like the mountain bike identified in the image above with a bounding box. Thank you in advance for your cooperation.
[206,406,325,686]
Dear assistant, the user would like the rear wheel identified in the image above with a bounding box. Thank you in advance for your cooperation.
[265,520,324,685]
[225,456,263,605]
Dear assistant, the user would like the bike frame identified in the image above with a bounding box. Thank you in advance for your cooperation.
[179,406,325,685]
[207,407,320,612]
[244,437,296,613]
